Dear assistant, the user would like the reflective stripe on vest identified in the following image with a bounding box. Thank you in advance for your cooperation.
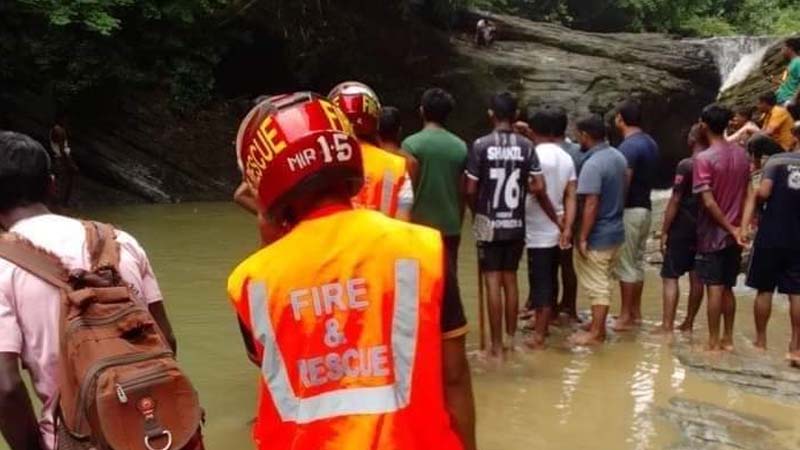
[379,169,396,215]
[248,259,420,424]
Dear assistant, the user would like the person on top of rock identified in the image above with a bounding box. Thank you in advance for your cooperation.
[758,91,795,151]
[725,106,759,147]
[774,37,800,114]
[475,19,496,47]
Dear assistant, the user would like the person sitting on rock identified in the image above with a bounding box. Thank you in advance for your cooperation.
[475,19,496,47]
[725,107,759,147]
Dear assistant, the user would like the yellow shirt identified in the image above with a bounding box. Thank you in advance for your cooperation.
[763,106,795,150]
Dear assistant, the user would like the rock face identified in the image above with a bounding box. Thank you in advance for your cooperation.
[0,11,721,203]
[448,12,720,185]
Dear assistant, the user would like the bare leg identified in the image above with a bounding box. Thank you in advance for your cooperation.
[502,271,520,348]
[788,295,800,364]
[721,288,736,351]
[753,291,773,350]
[529,306,552,349]
[485,271,504,357]
[614,281,638,331]
[632,281,644,323]
[655,277,679,333]
[570,305,609,346]
[706,285,724,351]
[678,271,704,332]
[558,248,579,320]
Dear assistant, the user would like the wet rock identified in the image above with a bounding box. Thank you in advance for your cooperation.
[719,37,798,109]
[661,397,793,450]
[674,347,800,403]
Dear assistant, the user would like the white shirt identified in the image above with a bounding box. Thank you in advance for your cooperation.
[525,143,577,248]
[0,214,163,449]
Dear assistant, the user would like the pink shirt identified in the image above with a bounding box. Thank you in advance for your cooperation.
[0,215,164,449]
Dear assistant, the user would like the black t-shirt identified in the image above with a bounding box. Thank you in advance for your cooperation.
[619,132,660,210]
[755,152,800,249]
[667,157,698,246]
[466,130,542,242]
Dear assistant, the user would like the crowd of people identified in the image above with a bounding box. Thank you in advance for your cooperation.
[1,35,800,450]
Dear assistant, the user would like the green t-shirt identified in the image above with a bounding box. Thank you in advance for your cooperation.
[402,128,468,236]
[777,57,800,105]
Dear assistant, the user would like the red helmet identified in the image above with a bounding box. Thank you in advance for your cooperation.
[328,81,382,139]
[236,92,363,215]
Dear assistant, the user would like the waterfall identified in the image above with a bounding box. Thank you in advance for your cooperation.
[696,36,776,93]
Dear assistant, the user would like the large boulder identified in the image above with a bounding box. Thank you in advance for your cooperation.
[446,12,720,185]
[0,10,720,203]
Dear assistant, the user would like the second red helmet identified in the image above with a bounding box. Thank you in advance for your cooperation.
[328,81,382,140]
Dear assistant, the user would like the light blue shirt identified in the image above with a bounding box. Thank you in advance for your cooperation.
[577,143,627,249]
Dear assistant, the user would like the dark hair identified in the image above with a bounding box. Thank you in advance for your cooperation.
[786,37,800,53]
[747,134,784,159]
[420,88,455,124]
[758,91,777,106]
[0,131,52,212]
[687,123,709,149]
[576,114,607,141]
[490,91,518,122]
[549,106,569,137]
[527,108,553,136]
[616,99,642,127]
[700,104,733,135]
[378,106,402,142]
[734,106,755,120]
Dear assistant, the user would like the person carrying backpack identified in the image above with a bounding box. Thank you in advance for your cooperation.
[0,131,203,450]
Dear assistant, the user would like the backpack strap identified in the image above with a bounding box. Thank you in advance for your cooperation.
[81,221,120,271]
[0,236,72,291]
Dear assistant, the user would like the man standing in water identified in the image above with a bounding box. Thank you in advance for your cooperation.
[655,124,706,334]
[613,99,660,331]
[693,104,749,352]
[0,131,177,450]
[228,93,475,450]
[741,122,800,364]
[402,88,468,332]
[570,115,627,346]
[466,91,556,357]
[517,107,577,348]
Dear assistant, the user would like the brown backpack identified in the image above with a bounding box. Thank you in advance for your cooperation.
[0,221,202,450]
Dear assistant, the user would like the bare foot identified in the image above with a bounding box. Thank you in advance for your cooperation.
[525,334,546,350]
[752,340,767,351]
[721,337,734,352]
[785,352,800,363]
[677,322,693,334]
[580,321,592,332]
[651,325,674,335]
[569,330,604,346]
[612,318,637,332]
[518,309,535,320]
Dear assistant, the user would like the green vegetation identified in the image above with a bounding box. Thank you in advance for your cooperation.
[468,0,800,36]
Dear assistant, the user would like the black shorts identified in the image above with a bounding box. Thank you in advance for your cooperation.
[746,246,800,294]
[527,247,559,309]
[660,241,696,279]
[478,240,524,272]
[695,246,742,288]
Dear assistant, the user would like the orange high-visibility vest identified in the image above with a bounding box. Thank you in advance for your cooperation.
[228,207,463,450]
[353,141,408,218]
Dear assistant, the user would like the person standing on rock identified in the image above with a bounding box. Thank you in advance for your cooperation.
[466,91,556,357]
[693,104,750,352]
[740,122,800,365]
[569,115,627,346]
[654,124,706,335]
[613,99,660,331]
[515,107,577,349]
[775,37,800,116]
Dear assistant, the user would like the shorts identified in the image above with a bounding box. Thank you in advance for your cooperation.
[746,246,800,294]
[527,247,560,309]
[660,241,696,279]
[615,208,652,283]
[574,245,622,307]
[695,245,742,288]
[478,240,524,272]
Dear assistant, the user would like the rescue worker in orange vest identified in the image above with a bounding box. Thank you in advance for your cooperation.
[227,93,477,450]
[329,81,414,220]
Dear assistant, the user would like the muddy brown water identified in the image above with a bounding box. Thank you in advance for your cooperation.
[3,203,799,450]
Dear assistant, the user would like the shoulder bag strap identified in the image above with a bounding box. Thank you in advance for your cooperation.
[0,236,72,291]
[81,221,120,270]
